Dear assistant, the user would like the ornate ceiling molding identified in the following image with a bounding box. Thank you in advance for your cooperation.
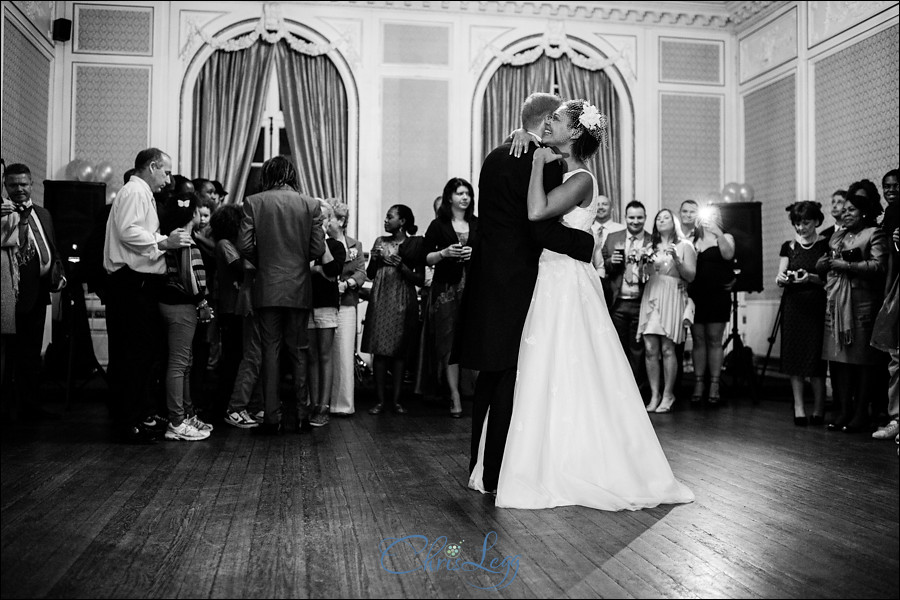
[285,1,789,30]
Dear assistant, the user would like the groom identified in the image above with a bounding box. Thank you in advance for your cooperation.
[458,93,596,494]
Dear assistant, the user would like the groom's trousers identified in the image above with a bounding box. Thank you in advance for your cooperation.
[469,368,517,492]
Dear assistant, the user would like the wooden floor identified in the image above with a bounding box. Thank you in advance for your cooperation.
[2,380,898,599]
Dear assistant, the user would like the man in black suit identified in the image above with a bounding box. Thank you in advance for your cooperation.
[458,93,595,494]
[2,163,65,418]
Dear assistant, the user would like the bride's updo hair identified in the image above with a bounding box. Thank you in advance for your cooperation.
[564,99,607,162]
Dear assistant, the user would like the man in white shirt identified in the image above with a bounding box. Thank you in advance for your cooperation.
[104,148,191,444]
[680,199,699,241]
[590,194,625,283]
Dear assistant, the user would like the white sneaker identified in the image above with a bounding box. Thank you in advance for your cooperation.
[872,419,899,440]
[187,415,213,431]
[165,421,210,441]
[225,410,259,429]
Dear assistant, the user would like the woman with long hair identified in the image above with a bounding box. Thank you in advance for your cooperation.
[416,178,479,417]
[638,209,697,413]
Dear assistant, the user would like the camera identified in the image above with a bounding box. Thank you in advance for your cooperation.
[785,270,797,282]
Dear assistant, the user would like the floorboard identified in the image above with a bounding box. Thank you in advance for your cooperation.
[2,379,898,599]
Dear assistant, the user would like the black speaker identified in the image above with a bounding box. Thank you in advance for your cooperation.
[44,180,106,257]
[713,201,763,294]
[52,18,72,42]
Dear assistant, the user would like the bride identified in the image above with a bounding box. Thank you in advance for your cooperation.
[470,100,694,510]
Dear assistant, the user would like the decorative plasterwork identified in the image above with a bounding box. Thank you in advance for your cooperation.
[316,17,362,67]
[471,21,632,76]
[807,1,896,47]
[469,25,514,75]
[10,0,54,41]
[279,1,741,28]
[179,3,357,66]
[739,7,798,83]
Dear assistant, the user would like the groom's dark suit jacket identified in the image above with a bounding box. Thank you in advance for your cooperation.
[457,140,594,372]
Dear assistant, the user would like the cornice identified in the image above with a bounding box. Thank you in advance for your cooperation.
[295,1,761,29]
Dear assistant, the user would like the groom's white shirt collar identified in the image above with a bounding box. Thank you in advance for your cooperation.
[527,132,542,144]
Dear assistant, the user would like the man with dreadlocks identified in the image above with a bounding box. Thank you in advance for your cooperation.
[238,155,328,434]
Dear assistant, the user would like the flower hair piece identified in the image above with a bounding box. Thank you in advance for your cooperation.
[577,102,609,147]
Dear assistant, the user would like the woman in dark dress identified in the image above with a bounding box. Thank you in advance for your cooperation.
[817,181,888,433]
[361,204,426,415]
[776,201,830,425]
[688,205,736,405]
[415,178,479,417]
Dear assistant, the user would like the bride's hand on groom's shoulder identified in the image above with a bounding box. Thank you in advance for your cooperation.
[532,147,563,165]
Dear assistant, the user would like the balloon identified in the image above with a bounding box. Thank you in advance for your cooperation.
[722,182,740,198]
[105,188,117,205]
[94,161,115,184]
[722,191,738,203]
[65,159,89,180]
[739,183,755,202]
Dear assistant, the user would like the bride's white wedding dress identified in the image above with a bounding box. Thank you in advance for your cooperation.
[470,169,694,510]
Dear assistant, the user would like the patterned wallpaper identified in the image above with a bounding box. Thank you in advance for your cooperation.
[744,74,796,300]
[383,23,449,65]
[73,65,150,182]
[1,20,50,205]
[381,78,449,227]
[659,39,722,84]
[815,25,900,217]
[660,93,722,214]
[75,5,152,55]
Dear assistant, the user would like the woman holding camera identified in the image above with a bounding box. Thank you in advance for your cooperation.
[776,201,830,425]
[817,181,888,433]
[688,206,736,405]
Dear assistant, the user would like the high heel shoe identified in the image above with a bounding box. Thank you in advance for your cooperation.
[368,403,384,415]
[794,416,809,427]
[393,403,408,415]
[656,395,676,413]
[646,396,661,412]
[691,380,704,404]
[707,376,721,406]
[450,395,463,418]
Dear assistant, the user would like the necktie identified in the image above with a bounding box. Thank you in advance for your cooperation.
[16,207,34,266]
[29,213,50,266]
[625,236,638,284]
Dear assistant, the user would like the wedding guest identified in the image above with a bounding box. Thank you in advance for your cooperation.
[2,164,64,420]
[307,201,344,428]
[872,168,899,441]
[591,194,624,292]
[603,200,652,390]
[817,180,888,433]
[212,181,228,204]
[688,205,736,406]
[820,189,847,241]
[193,178,219,209]
[638,209,696,413]
[680,199,699,240]
[329,201,366,416]
[157,191,212,441]
[416,178,479,417]
[776,201,830,426]
[211,205,257,429]
[104,148,192,443]
[191,195,218,414]
[237,156,325,435]
[361,204,425,415]
[1,196,19,402]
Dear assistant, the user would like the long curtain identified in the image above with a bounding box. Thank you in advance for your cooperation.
[554,55,622,216]
[193,42,275,204]
[275,42,348,201]
[481,53,623,218]
[482,55,555,155]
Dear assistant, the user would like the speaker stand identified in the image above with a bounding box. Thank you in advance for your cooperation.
[722,291,759,401]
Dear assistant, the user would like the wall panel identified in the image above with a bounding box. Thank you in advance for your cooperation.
[381,78,449,225]
[815,25,900,208]
[659,93,722,212]
[2,20,50,204]
[744,74,796,300]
